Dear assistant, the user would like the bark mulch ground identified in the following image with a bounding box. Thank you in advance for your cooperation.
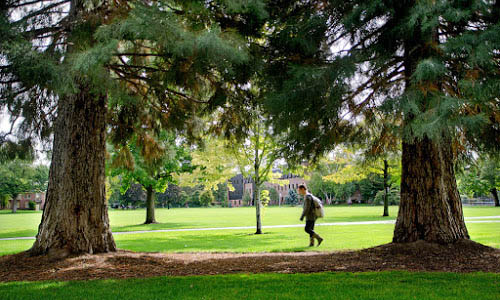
[0,239,498,282]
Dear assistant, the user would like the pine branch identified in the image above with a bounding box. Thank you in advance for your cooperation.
[12,0,71,26]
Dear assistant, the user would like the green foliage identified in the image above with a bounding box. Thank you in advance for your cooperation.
[285,189,299,206]
[214,183,230,207]
[0,160,46,202]
[243,191,252,206]
[457,155,500,198]
[179,191,190,207]
[374,188,401,206]
[28,201,36,211]
[332,182,357,203]
[0,194,10,210]
[199,190,214,207]
[358,176,384,204]
[110,131,193,196]
[262,0,500,162]
[267,188,279,205]
[260,189,270,207]
[176,137,236,192]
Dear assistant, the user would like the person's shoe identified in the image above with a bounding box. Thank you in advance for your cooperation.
[314,234,323,247]
[309,237,315,247]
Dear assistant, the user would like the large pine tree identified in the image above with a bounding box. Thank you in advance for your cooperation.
[263,0,499,244]
[1,0,266,257]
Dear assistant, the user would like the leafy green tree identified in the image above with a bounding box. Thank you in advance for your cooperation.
[457,155,500,206]
[243,191,252,207]
[481,157,500,207]
[179,191,190,208]
[262,1,500,243]
[0,194,10,210]
[260,189,270,207]
[214,183,230,207]
[0,160,36,212]
[199,190,214,207]
[190,190,202,207]
[110,131,193,224]
[157,184,182,209]
[228,109,284,234]
[176,137,237,193]
[267,187,279,206]
[119,184,146,209]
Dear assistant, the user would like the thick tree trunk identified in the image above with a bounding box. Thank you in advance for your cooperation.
[383,160,389,217]
[491,188,499,207]
[145,185,157,224]
[29,84,116,257]
[393,136,469,244]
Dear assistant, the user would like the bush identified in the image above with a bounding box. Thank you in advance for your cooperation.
[285,189,300,206]
[28,201,36,210]
[260,189,270,207]
[199,190,215,207]
[243,192,252,206]
[374,187,400,205]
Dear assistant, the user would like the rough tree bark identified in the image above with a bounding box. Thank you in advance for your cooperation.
[29,84,116,257]
[393,136,469,243]
[382,159,389,217]
[393,19,469,244]
[145,185,157,224]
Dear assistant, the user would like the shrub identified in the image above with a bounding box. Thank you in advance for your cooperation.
[28,201,36,210]
[374,187,400,205]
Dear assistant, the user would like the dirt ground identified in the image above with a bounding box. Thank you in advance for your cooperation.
[0,239,499,282]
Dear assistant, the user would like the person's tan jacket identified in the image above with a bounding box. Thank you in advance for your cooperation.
[300,193,317,221]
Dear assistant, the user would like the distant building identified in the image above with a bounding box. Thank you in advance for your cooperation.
[8,192,46,210]
[228,173,306,206]
[348,189,363,204]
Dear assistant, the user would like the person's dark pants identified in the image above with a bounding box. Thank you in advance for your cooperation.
[305,220,316,237]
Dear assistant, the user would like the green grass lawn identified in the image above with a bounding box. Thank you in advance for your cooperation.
[0,205,499,238]
[0,206,498,256]
[0,271,498,300]
[1,221,498,256]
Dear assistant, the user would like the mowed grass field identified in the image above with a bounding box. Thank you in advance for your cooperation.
[0,207,499,300]
[0,271,498,300]
[0,206,499,256]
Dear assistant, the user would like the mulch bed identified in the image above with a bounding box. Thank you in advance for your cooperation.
[0,239,499,282]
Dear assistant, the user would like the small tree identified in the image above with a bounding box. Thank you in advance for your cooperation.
[214,183,230,207]
[111,131,193,223]
[285,189,300,206]
[243,192,252,206]
[0,160,39,213]
[228,107,284,234]
[267,188,279,206]
[260,189,271,207]
[179,191,190,208]
[457,155,500,206]
[199,190,214,207]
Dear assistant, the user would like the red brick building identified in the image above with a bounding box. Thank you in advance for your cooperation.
[8,192,46,210]
[229,174,306,207]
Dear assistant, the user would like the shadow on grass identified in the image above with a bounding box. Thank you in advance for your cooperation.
[115,231,293,253]
[0,230,38,239]
[111,222,187,232]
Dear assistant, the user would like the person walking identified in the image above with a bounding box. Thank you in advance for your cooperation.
[298,185,324,247]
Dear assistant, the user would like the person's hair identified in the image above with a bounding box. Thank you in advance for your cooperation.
[298,184,307,190]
